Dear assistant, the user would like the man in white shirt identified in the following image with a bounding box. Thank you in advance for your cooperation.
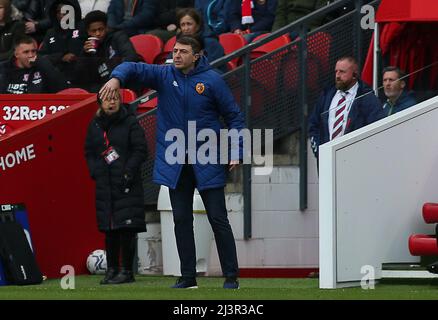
[309,56,385,161]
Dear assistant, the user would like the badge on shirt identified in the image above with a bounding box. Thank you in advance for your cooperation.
[101,146,120,164]
[195,83,205,94]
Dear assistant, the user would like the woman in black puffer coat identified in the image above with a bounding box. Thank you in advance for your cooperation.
[84,91,147,284]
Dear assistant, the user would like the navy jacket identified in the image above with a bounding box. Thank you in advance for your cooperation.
[227,0,278,33]
[111,56,245,190]
[195,0,230,37]
[308,81,385,158]
[107,0,157,36]
[382,90,417,116]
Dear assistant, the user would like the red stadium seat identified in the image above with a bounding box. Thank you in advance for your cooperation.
[130,34,163,64]
[422,203,438,224]
[408,202,438,257]
[154,36,176,64]
[409,234,438,256]
[250,33,291,60]
[120,88,137,104]
[307,31,332,74]
[57,88,90,94]
[138,96,158,114]
[219,33,247,67]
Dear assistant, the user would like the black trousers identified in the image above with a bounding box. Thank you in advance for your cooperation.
[105,230,136,272]
[169,164,239,279]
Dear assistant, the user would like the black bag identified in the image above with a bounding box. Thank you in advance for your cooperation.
[0,210,43,285]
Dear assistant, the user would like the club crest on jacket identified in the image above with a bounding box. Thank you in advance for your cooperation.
[195,83,205,94]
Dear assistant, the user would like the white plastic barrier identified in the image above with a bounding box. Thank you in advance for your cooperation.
[319,95,438,289]
[137,222,163,274]
[158,186,213,276]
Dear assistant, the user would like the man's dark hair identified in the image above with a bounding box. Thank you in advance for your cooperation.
[175,34,203,54]
[13,35,36,50]
[83,10,107,30]
[382,66,406,80]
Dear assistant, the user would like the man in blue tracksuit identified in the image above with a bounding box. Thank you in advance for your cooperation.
[99,35,244,289]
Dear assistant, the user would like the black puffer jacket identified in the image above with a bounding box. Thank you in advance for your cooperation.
[0,20,25,62]
[84,105,148,233]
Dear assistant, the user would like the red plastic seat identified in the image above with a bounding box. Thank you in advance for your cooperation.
[409,234,438,256]
[423,203,438,224]
[120,88,137,104]
[154,36,176,64]
[57,88,90,94]
[138,96,158,114]
[279,50,320,92]
[130,34,163,64]
[307,31,332,74]
[250,33,291,60]
[219,33,246,67]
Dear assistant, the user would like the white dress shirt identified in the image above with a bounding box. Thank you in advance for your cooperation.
[328,81,359,140]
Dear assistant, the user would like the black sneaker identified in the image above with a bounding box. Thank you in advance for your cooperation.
[100,268,118,285]
[171,277,198,289]
[223,277,239,289]
[106,270,135,284]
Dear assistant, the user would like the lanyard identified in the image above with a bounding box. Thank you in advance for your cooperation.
[103,131,109,147]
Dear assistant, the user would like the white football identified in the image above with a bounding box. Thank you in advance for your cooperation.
[86,249,107,275]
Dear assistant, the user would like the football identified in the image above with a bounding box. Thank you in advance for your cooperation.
[86,249,107,275]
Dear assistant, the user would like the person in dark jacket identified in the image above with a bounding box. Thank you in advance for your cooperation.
[75,10,142,92]
[194,0,229,37]
[227,0,278,43]
[99,35,244,289]
[382,66,417,116]
[39,0,86,83]
[308,56,385,161]
[106,0,157,36]
[0,0,25,62]
[271,0,327,31]
[84,90,148,284]
[0,35,69,93]
[14,0,52,43]
[146,0,193,43]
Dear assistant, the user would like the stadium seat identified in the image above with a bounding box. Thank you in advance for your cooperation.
[138,96,158,114]
[250,33,291,60]
[219,33,247,67]
[154,36,176,64]
[307,32,332,74]
[120,88,137,104]
[409,203,438,256]
[130,34,163,64]
[57,88,90,94]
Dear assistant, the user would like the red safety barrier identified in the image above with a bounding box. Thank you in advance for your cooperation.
[423,202,438,224]
[408,234,438,256]
[0,94,104,278]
